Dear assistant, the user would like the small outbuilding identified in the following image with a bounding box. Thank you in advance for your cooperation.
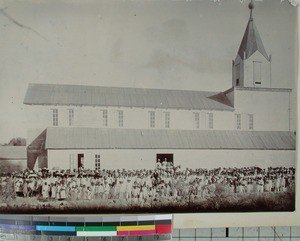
[0,146,27,172]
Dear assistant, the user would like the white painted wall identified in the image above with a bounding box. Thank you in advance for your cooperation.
[234,89,291,131]
[233,52,271,88]
[47,149,295,171]
[26,90,291,146]
[26,105,238,132]
[244,52,271,88]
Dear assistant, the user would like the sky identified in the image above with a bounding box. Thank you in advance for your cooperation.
[0,0,297,144]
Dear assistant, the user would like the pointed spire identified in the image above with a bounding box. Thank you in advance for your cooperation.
[237,1,269,60]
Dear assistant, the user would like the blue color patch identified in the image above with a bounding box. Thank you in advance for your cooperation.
[36,225,76,232]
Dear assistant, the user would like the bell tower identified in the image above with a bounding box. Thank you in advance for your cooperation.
[232,1,272,88]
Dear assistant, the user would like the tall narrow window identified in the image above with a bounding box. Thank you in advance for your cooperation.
[69,154,75,170]
[235,114,241,130]
[164,112,170,128]
[68,109,74,126]
[149,111,155,128]
[52,109,58,126]
[253,61,262,86]
[95,154,101,170]
[248,114,254,130]
[193,112,200,129]
[118,110,124,127]
[207,113,213,129]
[101,110,108,127]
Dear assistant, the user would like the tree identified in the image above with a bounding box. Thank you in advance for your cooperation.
[2,137,26,146]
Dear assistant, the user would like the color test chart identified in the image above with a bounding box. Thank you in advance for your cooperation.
[0,214,172,240]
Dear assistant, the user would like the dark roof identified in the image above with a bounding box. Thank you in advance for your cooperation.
[23,83,234,111]
[237,16,269,60]
[0,146,27,160]
[44,127,296,150]
[208,92,233,107]
[27,129,47,170]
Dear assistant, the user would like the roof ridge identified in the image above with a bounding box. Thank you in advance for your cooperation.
[46,126,296,134]
[44,127,296,150]
[24,83,234,111]
[27,83,219,94]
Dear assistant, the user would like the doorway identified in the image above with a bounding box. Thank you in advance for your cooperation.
[156,153,174,165]
[78,153,84,169]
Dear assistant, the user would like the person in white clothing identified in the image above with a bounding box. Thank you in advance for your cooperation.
[42,182,49,199]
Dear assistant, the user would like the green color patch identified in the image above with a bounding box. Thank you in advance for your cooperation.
[76,226,116,232]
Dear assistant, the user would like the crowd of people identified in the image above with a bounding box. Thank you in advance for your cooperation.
[0,161,296,205]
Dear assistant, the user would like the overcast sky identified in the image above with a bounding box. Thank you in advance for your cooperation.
[0,0,297,144]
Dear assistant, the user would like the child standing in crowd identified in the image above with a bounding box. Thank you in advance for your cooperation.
[69,185,77,201]
[23,180,28,197]
[139,183,148,205]
[59,182,66,200]
[76,185,82,200]
[131,185,139,203]
[50,183,57,200]
[42,182,49,200]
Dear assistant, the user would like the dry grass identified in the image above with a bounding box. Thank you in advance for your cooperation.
[0,191,295,214]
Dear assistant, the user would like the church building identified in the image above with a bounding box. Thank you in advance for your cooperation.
[23,4,295,171]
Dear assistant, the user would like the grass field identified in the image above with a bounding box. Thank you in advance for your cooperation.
[0,191,295,214]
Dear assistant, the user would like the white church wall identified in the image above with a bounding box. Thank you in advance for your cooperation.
[26,104,237,135]
[243,52,271,88]
[47,149,98,171]
[26,85,292,145]
[47,149,295,171]
[25,105,53,130]
[209,111,235,130]
[47,149,155,170]
[234,89,290,131]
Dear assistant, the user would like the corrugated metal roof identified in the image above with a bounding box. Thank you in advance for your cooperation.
[23,84,234,111]
[0,146,27,160]
[237,17,269,60]
[44,127,296,150]
[236,87,292,93]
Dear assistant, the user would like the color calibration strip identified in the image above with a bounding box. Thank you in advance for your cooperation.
[0,214,172,237]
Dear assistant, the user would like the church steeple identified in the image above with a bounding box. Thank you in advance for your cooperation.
[237,1,269,61]
[232,1,271,88]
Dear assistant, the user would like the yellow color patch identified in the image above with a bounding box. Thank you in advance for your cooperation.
[116,225,155,231]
